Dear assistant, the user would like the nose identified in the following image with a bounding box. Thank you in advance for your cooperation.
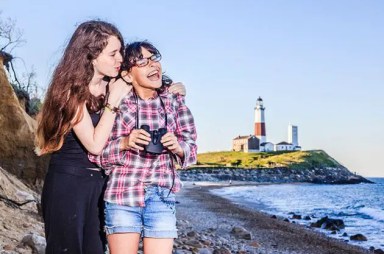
[116,52,123,63]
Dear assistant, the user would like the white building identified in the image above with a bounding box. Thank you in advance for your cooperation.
[275,141,295,151]
[259,142,274,152]
[288,124,299,147]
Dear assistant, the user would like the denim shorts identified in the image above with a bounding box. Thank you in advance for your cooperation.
[104,186,177,238]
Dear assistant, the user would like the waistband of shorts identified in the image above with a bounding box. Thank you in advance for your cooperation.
[48,164,105,177]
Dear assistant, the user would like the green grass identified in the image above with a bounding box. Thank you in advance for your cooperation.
[193,150,341,170]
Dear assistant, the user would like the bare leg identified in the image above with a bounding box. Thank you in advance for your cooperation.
[143,238,174,254]
[108,233,141,254]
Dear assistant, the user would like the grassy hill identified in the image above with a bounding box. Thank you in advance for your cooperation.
[194,150,342,170]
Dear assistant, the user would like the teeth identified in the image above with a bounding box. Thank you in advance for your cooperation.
[148,70,158,76]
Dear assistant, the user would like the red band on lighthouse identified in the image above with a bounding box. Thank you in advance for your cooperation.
[255,123,266,136]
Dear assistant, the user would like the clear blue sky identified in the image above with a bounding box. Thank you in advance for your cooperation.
[2,0,383,177]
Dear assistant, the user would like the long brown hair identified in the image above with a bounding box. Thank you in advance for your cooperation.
[35,20,124,155]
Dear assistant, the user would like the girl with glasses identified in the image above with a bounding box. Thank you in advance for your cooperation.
[89,41,197,254]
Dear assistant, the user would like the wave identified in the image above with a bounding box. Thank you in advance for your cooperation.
[359,207,384,222]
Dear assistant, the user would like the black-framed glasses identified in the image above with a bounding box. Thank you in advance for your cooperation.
[134,53,162,67]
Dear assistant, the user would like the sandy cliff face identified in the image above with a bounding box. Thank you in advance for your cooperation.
[0,56,49,188]
[0,166,44,253]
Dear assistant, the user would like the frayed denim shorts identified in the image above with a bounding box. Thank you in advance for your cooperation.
[104,186,177,238]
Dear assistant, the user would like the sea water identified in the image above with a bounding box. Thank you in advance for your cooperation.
[210,178,384,250]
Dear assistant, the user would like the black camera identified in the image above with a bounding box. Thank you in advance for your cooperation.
[140,125,167,154]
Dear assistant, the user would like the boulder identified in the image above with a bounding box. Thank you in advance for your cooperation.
[0,56,49,188]
[20,233,46,254]
[350,233,367,241]
[0,166,44,253]
[0,166,39,209]
[310,216,345,231]
[230,226,252,240]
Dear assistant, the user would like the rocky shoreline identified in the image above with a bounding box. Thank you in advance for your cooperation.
[173,182,377,254]
[179,166,373,184]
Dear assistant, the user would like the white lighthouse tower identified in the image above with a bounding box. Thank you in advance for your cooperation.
[254,97,266,144]
[288,124,298,147]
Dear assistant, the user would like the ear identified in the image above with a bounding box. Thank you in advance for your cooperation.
[122,70,134,83]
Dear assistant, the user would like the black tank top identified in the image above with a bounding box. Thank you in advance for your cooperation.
[49,113,101,168]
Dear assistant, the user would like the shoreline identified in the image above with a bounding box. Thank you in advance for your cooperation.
[175,181,370,254]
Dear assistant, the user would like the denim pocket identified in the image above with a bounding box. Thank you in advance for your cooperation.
[158,187,176,213]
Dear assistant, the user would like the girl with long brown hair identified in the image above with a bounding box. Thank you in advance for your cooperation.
[36,20,129,254]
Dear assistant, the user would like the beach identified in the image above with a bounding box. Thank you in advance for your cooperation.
[174,182,370,254]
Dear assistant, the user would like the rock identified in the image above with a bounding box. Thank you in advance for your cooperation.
[184,239,203,248]
[200,239,212,246]
[230,226,252,240]
[3,244,13,251]
[248,241,261,248]
[213,247,231,254]
[0,167,39,211]
[198,248,213,254]
[0,59,49,188]
[187,231,198,237]
[174,250,193,254]
[292,214,302,220]
[310,216,345,230]
[20,233,46,254]
[374,249,384,254]
[179,163,372,184]
[350,233,367,241]
[0,166,44,252]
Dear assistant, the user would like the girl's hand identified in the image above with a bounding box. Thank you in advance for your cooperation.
[169,82,186,96]
[122,129,151,150]
[108,78,132,107]
[161,132,183,157]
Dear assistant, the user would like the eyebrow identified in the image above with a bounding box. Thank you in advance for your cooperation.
[108,49,120,53]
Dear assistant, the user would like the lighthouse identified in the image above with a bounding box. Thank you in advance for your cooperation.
[254,97,266,144]
[288,124,299,147]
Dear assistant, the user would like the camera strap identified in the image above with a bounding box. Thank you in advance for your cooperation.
[133,89,167,130]
[132,89,176,194]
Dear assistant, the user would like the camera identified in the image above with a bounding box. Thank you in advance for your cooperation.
[140,125,167,154]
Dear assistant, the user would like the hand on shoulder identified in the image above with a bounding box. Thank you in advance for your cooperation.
[108,78,132,106]
[169,82,186,96]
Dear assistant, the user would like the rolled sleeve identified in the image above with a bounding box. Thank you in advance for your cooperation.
[88,137,124,171]
[173,94,197,169]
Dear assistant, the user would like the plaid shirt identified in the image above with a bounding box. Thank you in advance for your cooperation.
[89,88,197,207]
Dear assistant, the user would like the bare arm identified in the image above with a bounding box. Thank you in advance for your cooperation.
[73,79,132,155]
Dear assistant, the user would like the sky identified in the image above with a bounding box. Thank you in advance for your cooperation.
[1,0,383,177]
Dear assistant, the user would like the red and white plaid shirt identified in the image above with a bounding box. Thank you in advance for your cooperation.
[89,88,197,207]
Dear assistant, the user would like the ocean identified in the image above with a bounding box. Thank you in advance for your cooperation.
[210,178,384,251]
